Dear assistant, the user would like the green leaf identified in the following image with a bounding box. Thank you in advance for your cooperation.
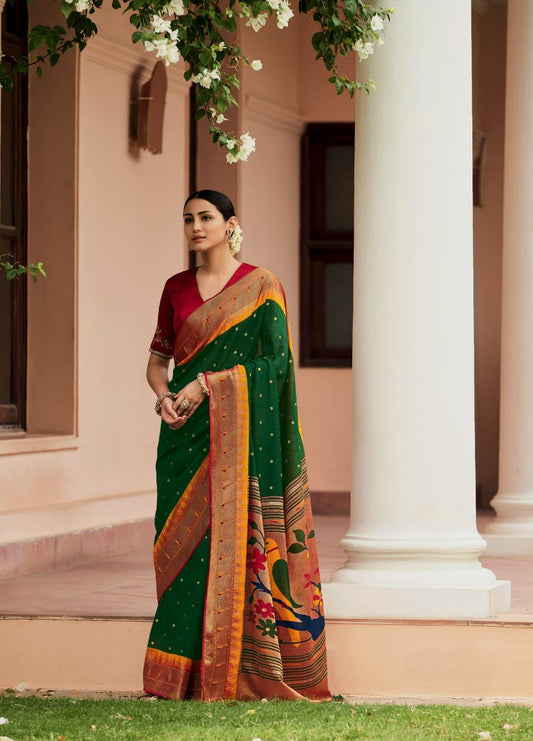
[308,529,315,538]
[250,520,259,530]
[131,31,141,43]
[112,0,121,7]
[36,66,43,79]
[37,263,47,278]
[293,529,306,544]
[247,537,258,546]
[195,108,206,121]
[6,269,18,280]
[287,542,306,554]
[60,0,73,19]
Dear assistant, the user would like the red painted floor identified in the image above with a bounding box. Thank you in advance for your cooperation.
[1,513,532,619]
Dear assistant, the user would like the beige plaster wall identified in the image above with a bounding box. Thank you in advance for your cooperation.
[0,4,190,542]
[472,5,507,507]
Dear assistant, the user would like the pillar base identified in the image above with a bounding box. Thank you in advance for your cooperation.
[323,580,511,620]
[483,533,533,558]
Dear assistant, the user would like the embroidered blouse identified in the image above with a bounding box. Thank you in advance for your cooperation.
[149,262,257,360]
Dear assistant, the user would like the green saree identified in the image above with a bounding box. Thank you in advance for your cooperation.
[143,266,330,701]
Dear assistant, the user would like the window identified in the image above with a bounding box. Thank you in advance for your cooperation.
[300,123,354,367]
[0,2,28,429]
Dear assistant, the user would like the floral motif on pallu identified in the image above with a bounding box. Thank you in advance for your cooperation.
[238,470,328,699]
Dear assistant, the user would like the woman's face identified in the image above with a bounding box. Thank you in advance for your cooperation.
[183,198,235,252]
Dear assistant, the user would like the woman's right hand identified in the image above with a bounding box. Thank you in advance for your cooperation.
[160,396,187,430]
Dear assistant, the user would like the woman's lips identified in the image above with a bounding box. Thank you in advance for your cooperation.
[193,236,205,241]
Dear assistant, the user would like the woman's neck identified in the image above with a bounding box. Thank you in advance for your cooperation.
[199,245,239,275]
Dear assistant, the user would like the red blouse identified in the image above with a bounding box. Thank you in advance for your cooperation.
[149,262,258,359]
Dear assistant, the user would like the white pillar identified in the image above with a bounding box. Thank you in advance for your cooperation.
[483,0,533,557]
[323,0,510,619]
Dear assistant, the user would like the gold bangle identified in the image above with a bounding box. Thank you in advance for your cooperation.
[155,391,177,415]
[196,372,209,396]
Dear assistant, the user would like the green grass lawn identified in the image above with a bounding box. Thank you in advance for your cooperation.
[0,695,532,741]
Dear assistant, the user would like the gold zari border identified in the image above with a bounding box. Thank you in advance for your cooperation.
[144,648,201,700]
[154,455,210,601]
[174,269,290,365]
[201,365,250,700]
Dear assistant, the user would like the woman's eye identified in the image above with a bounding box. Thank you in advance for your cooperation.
[202,215,212,221]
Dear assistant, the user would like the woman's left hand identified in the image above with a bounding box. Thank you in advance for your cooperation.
[168,378,207,429]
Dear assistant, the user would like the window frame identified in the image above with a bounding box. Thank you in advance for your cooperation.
[299,122,355,368]
[0,4,29,429]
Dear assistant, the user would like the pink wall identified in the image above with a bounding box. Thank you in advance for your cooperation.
[0,2,190,542]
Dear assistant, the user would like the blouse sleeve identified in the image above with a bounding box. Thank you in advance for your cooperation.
[149,283,175,359]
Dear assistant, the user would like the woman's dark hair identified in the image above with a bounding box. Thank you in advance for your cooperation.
[184,190,236,221]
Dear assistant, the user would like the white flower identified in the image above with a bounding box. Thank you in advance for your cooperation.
[74,0,91,11]
[163,0,186,15]
[478,734,492,741]
[251,59,262,71]
[246,12,268,31]
[377,36,385,46]
[192,67,221,89]
[144,37,180,65]
[151,14,172,34]
[502,725,513,731]
[226,132,256,164]
[239,132,256,159]
[217,41,226,50]
[216,113,227,124]
[228,224,243,254]
[0,720,8,726]
[276,0,294,29]
[276,1,293,29]
[266,0,280,8]
[162,43,180,65]
[354,39,374,60]
[370,14,384,31]
[169,28,180,41]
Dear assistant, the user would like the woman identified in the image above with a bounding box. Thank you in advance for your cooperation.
[143,190,330,701]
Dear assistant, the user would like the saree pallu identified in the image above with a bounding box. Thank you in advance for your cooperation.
[143,268,330,701]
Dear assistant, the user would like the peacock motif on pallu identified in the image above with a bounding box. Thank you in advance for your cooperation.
[245,518,325,645]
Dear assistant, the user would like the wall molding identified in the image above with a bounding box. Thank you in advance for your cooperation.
[245,94,305,135]
[0,434,79,457]
[82,35,190,96]
[0,518,153,581]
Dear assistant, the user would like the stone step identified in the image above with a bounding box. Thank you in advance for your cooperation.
[2,614,533,701]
